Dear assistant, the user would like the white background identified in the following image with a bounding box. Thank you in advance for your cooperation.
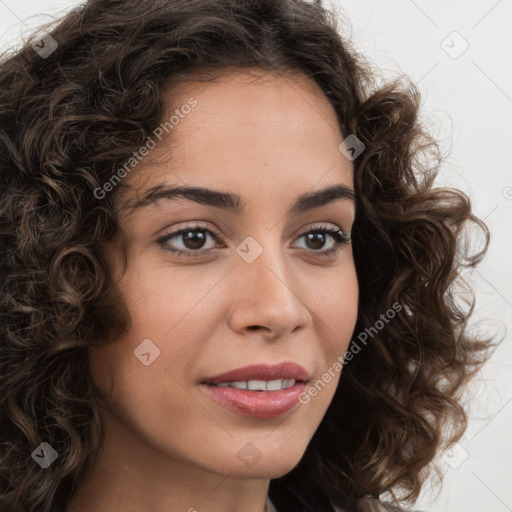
[0,1,510,511]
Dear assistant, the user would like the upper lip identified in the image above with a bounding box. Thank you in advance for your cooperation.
[201,362,311,385]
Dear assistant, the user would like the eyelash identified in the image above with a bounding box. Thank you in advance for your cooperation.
[156,222,351,260]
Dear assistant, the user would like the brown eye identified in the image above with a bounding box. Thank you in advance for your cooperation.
[293,225,350,256]
[157,224,220,257]
[303,231,329,250]
[179,229,208,250]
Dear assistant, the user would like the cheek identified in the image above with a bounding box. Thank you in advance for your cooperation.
[115,261,219,342]
[296,261,358,414]
[89,264,224,395]
[316,262,359,354]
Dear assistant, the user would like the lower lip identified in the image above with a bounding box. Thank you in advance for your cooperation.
[200,382,307,419]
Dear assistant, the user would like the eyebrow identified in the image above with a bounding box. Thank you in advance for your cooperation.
[128,183,355,215]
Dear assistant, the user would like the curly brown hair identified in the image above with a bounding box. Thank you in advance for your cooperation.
[0,0,496,511]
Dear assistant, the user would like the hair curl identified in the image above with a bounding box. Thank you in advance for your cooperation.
[0,0,496,511]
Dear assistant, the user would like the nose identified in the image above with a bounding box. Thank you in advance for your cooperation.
[227,238,311,340]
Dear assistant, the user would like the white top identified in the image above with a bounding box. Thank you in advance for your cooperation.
[266,496,279,512]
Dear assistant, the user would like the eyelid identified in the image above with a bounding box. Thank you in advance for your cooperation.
[156,222,224,248]
[294,222,350,240]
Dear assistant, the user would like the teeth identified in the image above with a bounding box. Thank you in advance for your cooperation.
[213,379,296,390]
[282,378,295,389]
[248,379,267,391]
[265,379,282,391]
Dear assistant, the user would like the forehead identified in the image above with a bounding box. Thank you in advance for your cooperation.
[118,69,352,208]
[165,68,344,149]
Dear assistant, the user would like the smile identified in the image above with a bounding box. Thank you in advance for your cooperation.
[200,362,311,418]
[210,378,297,391]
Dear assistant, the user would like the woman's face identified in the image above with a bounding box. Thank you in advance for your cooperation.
[90,69,358,480]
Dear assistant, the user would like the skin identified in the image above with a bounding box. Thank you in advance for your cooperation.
[67,69,359,512]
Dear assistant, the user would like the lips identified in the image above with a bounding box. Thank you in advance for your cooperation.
[200,362,311,419]
[201,362,311,385]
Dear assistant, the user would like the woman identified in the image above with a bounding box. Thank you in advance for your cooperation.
[0,0,496,511]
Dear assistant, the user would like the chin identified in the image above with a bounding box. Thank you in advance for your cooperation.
[219,444,308,480]
[229,458,301,480]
